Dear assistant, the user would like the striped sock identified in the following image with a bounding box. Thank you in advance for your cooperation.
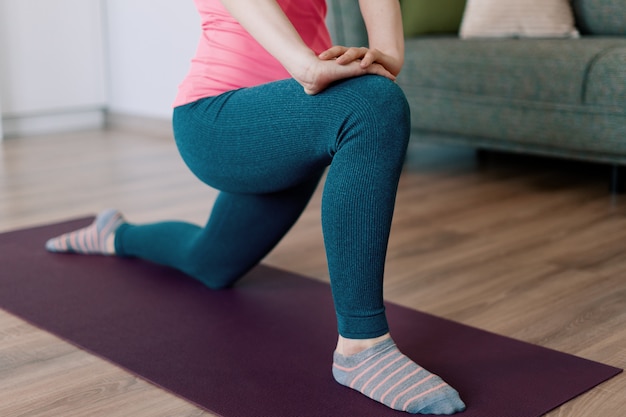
[332,338,465,415]
[45,209,124,255]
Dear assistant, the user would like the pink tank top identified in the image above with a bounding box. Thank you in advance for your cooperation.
[173,0,332,107]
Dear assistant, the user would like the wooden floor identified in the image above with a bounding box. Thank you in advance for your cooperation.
[0,128,624,416]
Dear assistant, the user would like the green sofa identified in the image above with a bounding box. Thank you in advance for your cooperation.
[326,0,626,192]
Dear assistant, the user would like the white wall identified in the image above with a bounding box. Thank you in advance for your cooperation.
[0,89,3,140]
[0,0,107,137]
[0,0,200,138]
[103,0,200,119]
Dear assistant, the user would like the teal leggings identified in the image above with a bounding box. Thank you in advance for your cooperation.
[115,75,410,339]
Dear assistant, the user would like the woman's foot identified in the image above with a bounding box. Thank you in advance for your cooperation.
[333,335,465,415]
[45,209,124,255]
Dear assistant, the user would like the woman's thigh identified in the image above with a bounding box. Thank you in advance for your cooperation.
[172,75,409,194]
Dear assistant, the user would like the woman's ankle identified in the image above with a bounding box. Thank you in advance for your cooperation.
[335,333,392,356]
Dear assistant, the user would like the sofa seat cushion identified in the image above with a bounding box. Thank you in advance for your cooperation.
[399,37,626,106]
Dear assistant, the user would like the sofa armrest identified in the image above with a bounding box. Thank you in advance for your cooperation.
[326,0,368,47]
[573,0,626,35]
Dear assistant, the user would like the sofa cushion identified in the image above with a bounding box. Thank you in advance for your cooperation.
[585,47,626,107]
[400,0,467,37]
[460,0,579,39]
[573,0,626,36]
[399,37,626,105]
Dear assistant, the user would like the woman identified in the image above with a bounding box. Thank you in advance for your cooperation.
[46,0,465,414]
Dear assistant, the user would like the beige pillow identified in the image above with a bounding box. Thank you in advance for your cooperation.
[460,0,580,39]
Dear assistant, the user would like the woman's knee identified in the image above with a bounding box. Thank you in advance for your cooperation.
[370,77,411,150]
[182,251,242,290]
[357,75,410,121]
[334,76,411,156]
[187,264,240,290]
[351,75,409,112]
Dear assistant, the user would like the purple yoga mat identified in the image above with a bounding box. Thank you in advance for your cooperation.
[0,218,621,417]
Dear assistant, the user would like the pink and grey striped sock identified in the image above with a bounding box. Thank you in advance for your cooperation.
[45,209,124,255]
[332,338,465,415]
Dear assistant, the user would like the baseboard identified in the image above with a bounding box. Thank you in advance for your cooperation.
[105,112,173,139]
[1,109,106,138]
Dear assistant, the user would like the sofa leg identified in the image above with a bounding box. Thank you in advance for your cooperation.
[610,164,626,194]
[476,148,490,167]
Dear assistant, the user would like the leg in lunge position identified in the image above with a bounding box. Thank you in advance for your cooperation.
[46,76,464,415]
[114,173,324,290]
[45,0,466,413]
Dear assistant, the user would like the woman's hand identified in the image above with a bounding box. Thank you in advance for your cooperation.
[302,0,405,96]
[318,46,403,78]
[295,50,396,95]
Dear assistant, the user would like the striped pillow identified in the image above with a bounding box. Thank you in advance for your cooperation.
[460,0,580,39]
